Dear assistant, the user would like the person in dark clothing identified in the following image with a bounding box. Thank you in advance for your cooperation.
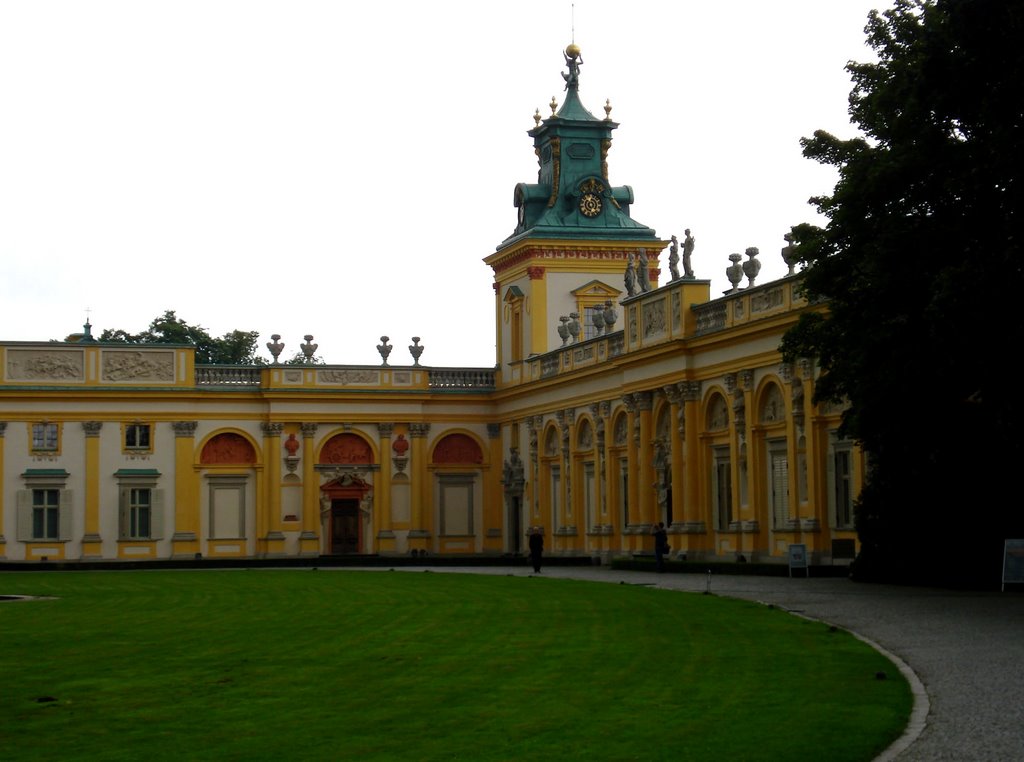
[653,521,669,572]
[528,527,544,573]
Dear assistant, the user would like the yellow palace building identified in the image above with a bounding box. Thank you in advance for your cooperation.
[0,48,862,566]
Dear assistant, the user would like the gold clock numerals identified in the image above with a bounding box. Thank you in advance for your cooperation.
[579,193,602,218]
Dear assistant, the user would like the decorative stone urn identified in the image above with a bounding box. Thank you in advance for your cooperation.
[567,312,581,343]
[602,300,618,332]
[726,254,744,293]
[377,336,393,366]
[591,307,605,336]
[300,335,318,363]
[408,337,424,366]
[742,247,761,287]
[266,334,285,364]
[557,316,570,346]
[782,233,799,275]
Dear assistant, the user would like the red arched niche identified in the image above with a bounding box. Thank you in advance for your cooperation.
[320,433,373,465]
[432,433,484,464]
[201,432,257,465]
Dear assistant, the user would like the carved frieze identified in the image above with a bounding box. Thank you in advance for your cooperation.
[6,349,84,382]
[102,350,174,383]
[172,421,198,438]
[318,369,380,385]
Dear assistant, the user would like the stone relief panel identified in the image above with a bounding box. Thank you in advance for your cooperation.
[317,369,380,385]
[320,433,373,464]
[642,298,667,338]
[6,349,84,382]
[544,426,559,457]
[613,413,628,446]
[576,419,593,451]
[432,433,484,465]
[200,433,258,464]
[102,350,175,383]
[706,393,729,431]
[760,383,786,424]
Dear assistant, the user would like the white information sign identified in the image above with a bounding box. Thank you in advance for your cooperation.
[789,543,808,578]
[1002,539,1024,592]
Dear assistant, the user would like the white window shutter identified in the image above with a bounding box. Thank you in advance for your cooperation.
[118,488,129,539]
[58,489,73,542]
[16,490,33,542]
[151,489,165,540]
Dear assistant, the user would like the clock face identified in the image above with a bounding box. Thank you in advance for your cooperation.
[579,192,603,218]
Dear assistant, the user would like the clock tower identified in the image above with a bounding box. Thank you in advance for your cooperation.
[485,45,665,381]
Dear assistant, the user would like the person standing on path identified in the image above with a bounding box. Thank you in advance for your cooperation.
[653,522,669,572]
[528,527,544,573]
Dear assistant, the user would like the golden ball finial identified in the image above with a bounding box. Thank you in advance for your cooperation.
[565,43,581,59]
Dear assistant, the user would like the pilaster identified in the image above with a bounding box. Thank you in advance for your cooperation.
[171,421,200,558]
[407,423,431,551]
[663,386,685,529]
[81,421,103,558]
[636,391,655,539]
[0,422,7,556]
[484,423,503,553]
[376,423,396,553]
[621,393,641,549]
[298,422,320,556]
[260,422,286,556]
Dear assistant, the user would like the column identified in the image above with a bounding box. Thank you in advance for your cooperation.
[407,423,431,551]
[680,381,704,530]
[0,422,7,558]
[528,266,548,356]
[592,402,610,554]
[636,391,655,540]
[298,422,319,556]
[621,394,640,547]
[484,423,503,553]
[663,386,685,529]
[171,421,200,558]
[81,421,103,559]
[260,422,285,557]
[527,416,542,524]
[560,408,577,550]
[376,423,396,553]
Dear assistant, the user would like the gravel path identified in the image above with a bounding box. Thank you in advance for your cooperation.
[364,565,1024,761]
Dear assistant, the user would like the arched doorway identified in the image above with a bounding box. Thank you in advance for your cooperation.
[320,473,371,555]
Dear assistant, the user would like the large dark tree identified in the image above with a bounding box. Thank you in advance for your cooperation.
[99,310,263,365]
[782,0,1024,585]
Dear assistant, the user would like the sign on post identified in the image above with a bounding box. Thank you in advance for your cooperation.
[1002,539,1024,592]
[788,543,808,578]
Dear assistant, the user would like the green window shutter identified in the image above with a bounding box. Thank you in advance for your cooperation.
[150,489,165,540]
[119,488,129,539]
[58,489,73,542]
[16,490,33,542]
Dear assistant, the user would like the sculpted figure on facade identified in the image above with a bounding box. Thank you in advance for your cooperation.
[637,249,651,293]
[561,44,582,89]
[624,252,637,297]
[682,229,695,279]
[668,235,681,281]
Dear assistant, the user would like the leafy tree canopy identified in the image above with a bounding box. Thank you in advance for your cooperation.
[781,0,1024,584]
[99,310,264,365]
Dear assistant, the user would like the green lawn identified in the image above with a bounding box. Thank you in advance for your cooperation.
[0,570,911,761]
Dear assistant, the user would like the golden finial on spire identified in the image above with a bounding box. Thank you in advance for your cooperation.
[534,108,541,127]
[550,95,558,116]
[604,99,612,120]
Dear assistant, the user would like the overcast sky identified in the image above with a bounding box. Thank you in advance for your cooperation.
[0,1,891,367]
